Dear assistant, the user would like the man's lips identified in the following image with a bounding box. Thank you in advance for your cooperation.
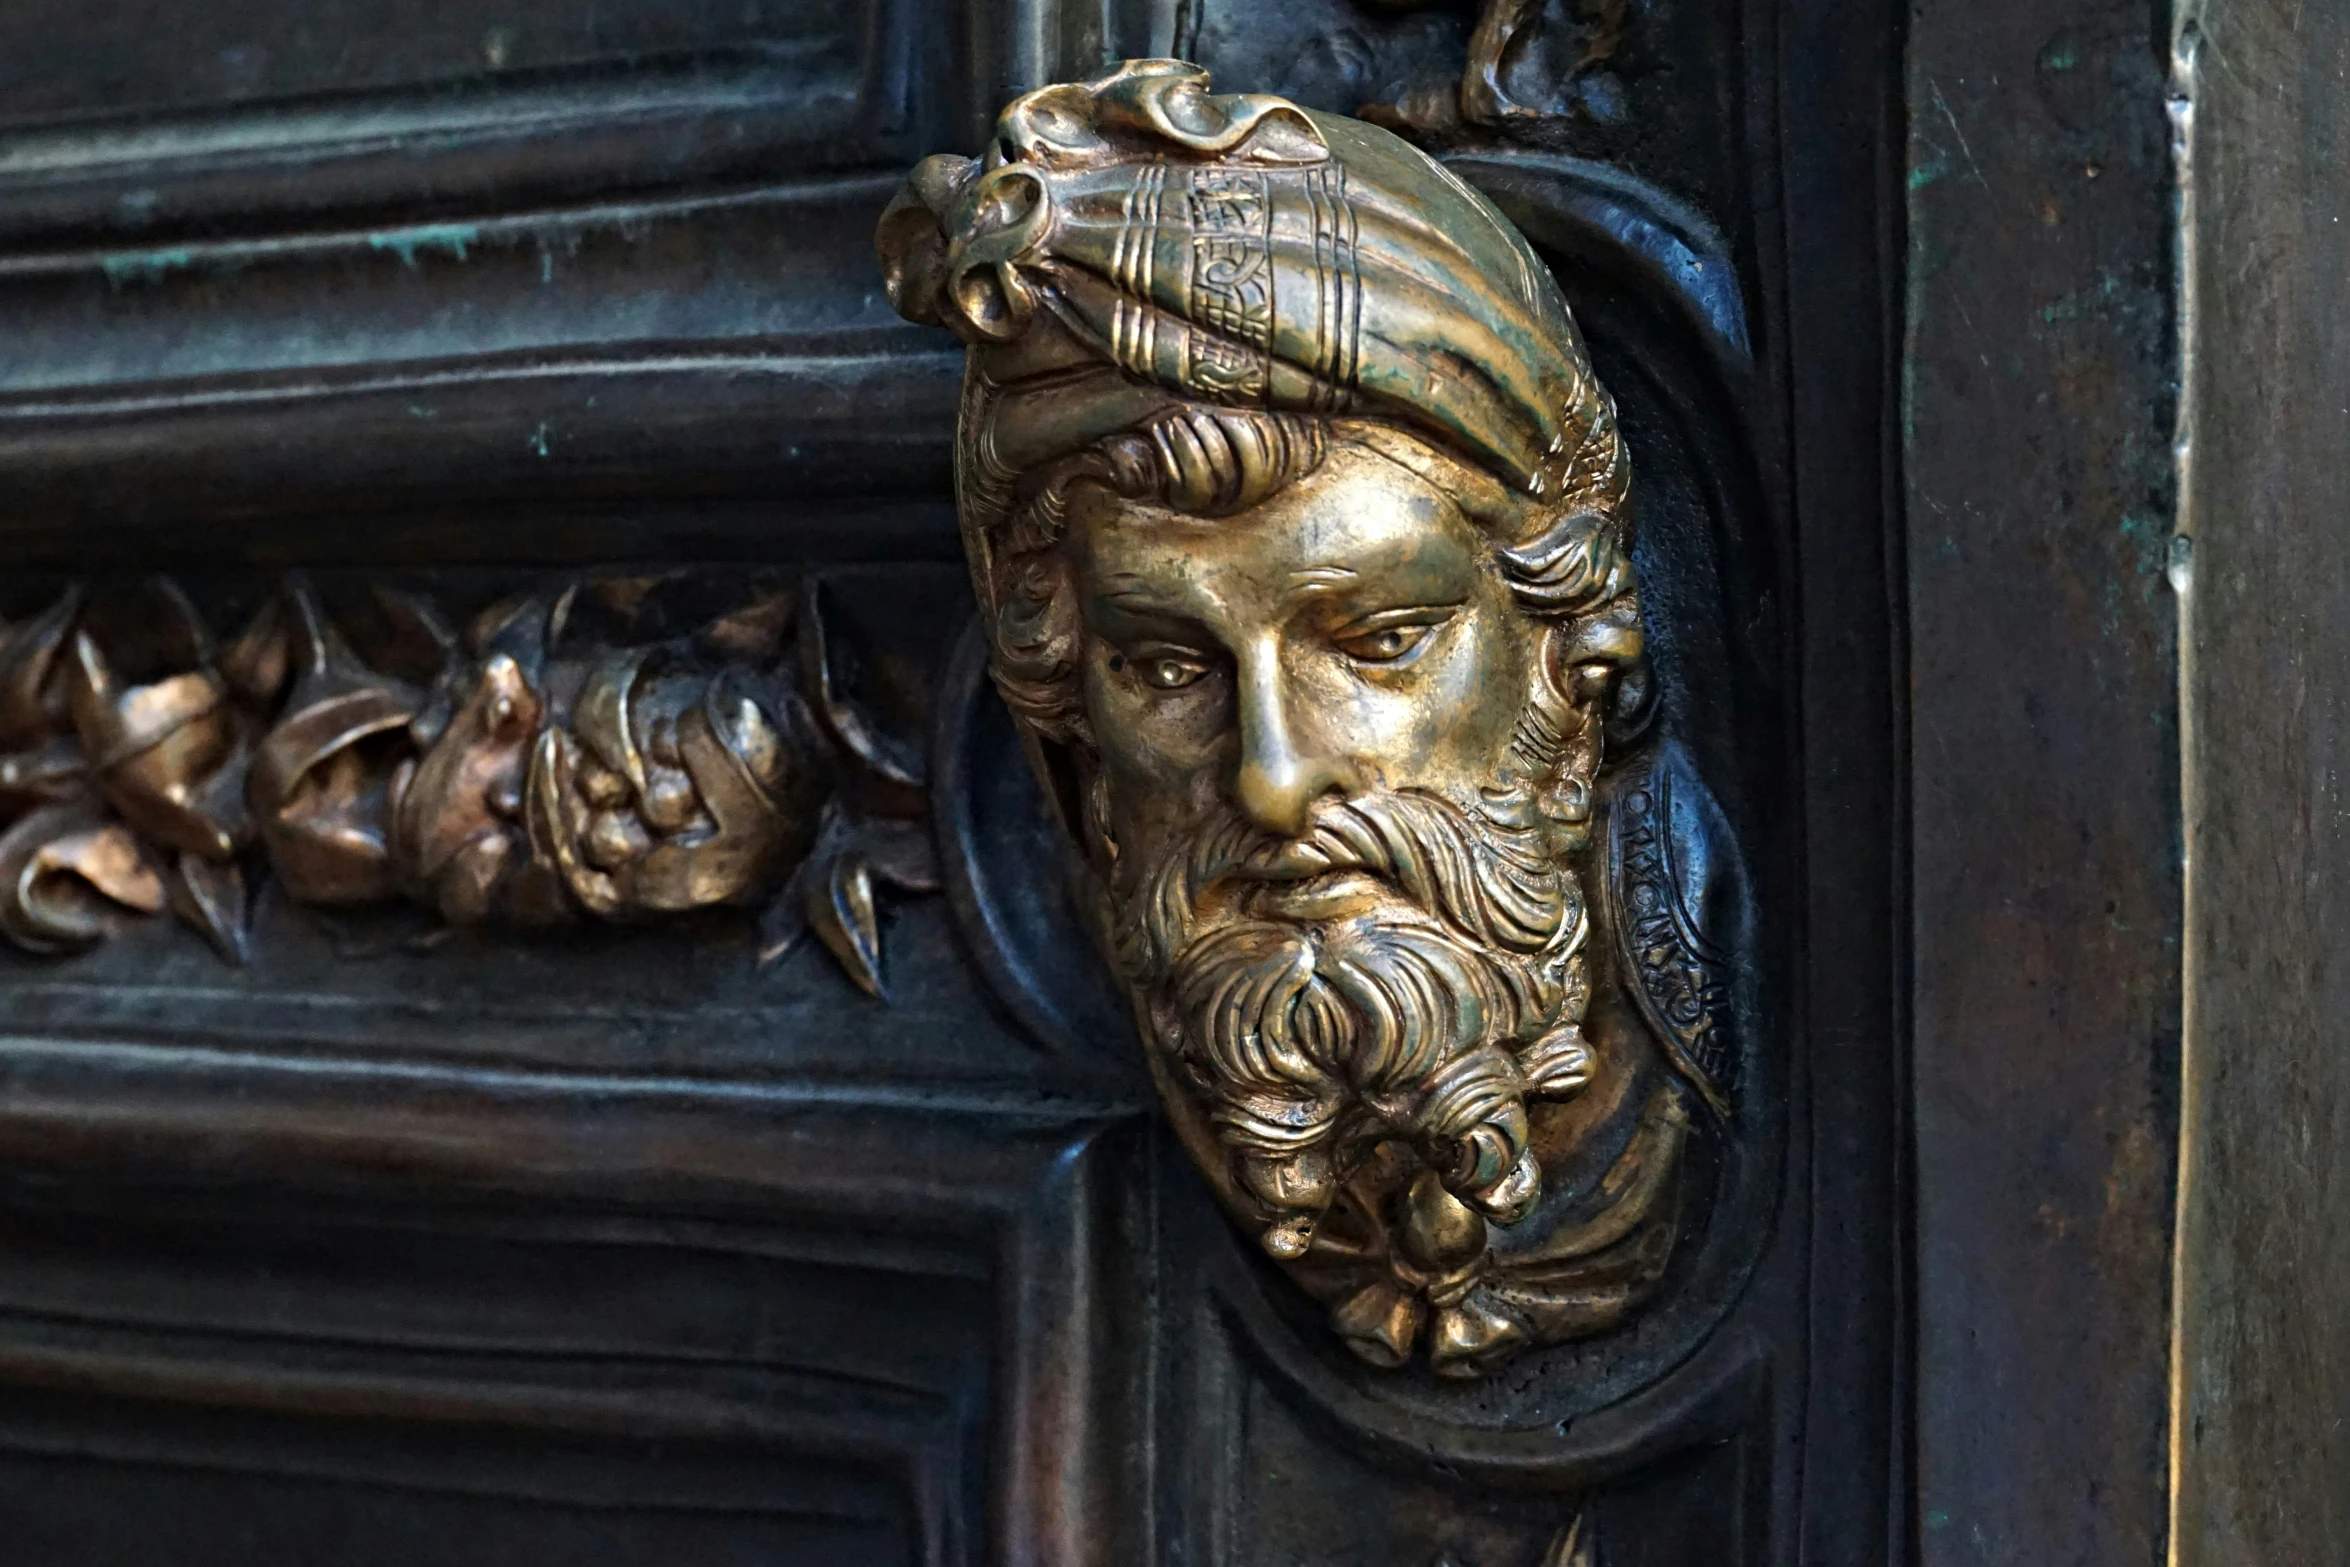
[1211,837,1395,918]
[1231,840,1362,881]
[1236,867,1391,921]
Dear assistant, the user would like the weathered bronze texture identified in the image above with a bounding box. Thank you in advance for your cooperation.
[0,576,936,991]
[2171,5,2350,1561]
[1357,0,1631,136]
[1904,6,2181,1557]
[880,59,1731,1375]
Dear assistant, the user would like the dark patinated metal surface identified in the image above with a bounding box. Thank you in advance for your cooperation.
[2171,2,2350,1561]
[1905,5,2180,1563]
[0,0,2213,1557]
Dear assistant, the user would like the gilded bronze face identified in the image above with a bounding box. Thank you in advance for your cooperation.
[880,59,1711,1375]
[1071,440,1536,857]
[1073,435,1586,1246]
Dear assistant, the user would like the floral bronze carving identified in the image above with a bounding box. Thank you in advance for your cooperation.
[0,576,934,991]
[880,60,1734,1375]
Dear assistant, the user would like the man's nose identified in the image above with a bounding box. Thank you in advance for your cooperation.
[1234,638,1352,837]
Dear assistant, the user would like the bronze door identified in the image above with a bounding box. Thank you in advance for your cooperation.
[0,0,2199,1563]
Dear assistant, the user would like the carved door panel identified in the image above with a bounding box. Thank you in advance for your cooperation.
[0,0,2184,1564]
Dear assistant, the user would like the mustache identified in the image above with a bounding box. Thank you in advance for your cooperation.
[1113,786,1577,982]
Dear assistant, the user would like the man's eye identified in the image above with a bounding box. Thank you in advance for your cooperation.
[1140,655,1207,690]
[1336,623,1434,663]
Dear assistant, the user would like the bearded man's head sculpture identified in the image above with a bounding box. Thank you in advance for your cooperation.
[880,61,1721,1376]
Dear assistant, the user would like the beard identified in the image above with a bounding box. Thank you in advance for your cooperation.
[1110,782,1594,1255]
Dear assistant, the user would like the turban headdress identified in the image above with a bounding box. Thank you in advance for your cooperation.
[874,59,1631,626]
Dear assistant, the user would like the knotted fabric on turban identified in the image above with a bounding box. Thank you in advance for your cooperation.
[875,58,1627,606]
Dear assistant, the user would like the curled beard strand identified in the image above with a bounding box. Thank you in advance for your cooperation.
[1170,923,1347,1150]
[1321,924,1492,1095]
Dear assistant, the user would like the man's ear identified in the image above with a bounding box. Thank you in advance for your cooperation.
[1556,603,1655,748]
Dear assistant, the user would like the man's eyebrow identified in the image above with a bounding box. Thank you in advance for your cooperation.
[1289,566,1358,592]
[1101,576,1180,609]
